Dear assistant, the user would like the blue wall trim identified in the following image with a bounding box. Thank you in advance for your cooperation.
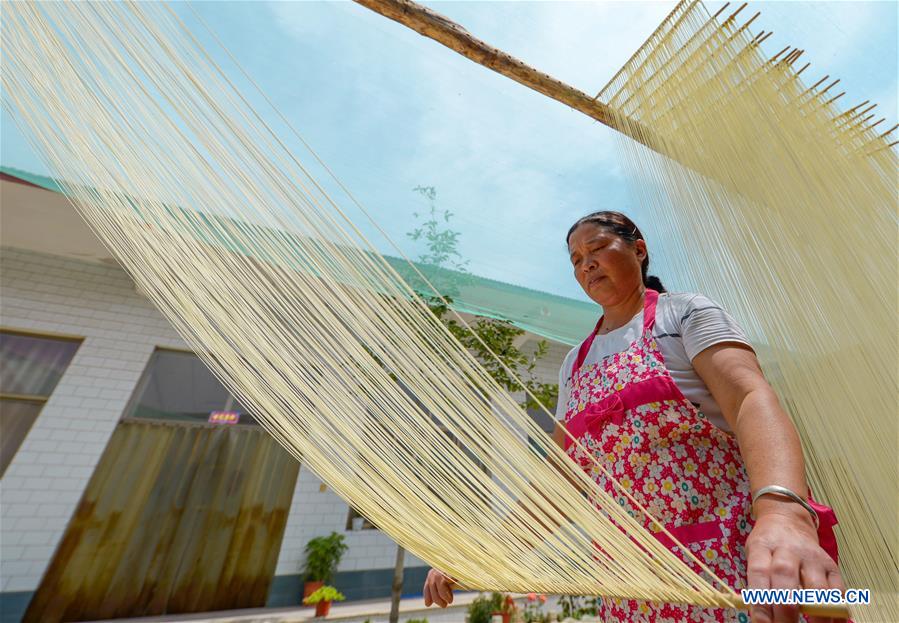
[267,567,429,607]
[0,591,32,623]
[0,569,429,622]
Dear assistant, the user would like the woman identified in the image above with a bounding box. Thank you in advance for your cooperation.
[424,212,844,623]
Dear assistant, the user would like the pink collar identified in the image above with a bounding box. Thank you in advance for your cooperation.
[572,289,659,374]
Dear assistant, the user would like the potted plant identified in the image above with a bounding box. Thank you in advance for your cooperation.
[467,592,503,623]
[493,593,517,623]
[302,532,349,601]
[523,593,548,623]
[303,585,345,618]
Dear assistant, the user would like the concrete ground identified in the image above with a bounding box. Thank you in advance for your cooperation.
[82,592,520,623]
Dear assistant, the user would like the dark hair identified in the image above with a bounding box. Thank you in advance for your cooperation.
[566,211,666,293]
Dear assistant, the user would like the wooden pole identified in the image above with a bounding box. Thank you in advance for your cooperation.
[388,545,405,623]
[352,0,668,155]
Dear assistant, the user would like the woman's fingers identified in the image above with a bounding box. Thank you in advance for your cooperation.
[769,550,801,623]
[825,560,848,622]
[424,570,440,607]
[800,561,832,623]
[423,569,453,608]
[436,576,454,606]
[826,563,845,593]
[423,579,433,607]
[746,512,847,623]
[746,542,774,623]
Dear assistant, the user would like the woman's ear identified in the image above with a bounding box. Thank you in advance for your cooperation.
[634,239,648,261]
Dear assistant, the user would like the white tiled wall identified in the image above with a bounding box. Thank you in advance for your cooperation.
[529,339,574,391]
[0,247,187,592]
[0,247,440,592]
[509,338,571,426]
[274,465,427,577]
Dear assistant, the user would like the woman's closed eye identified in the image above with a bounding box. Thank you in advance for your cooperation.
[572,244,608,266]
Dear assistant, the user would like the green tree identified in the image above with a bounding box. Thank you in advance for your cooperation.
[407,186,468,272]
[407,186,558,411]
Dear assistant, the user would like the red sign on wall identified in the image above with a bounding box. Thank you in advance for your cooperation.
[208,411,240,425]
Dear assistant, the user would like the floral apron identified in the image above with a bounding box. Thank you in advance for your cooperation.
[562,290,839,623]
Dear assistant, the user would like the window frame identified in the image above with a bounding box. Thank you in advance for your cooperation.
[1,328,83,477]
[121,347,261,429]
[346,506,378,531]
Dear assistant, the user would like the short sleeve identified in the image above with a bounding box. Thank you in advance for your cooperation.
[679,294,753,361]
[554,350,575,421]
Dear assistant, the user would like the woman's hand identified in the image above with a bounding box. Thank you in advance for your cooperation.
[745,500,845,623]
[423,568,455,608]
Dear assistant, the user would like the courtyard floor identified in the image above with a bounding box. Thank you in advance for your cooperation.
[84,592,503,623]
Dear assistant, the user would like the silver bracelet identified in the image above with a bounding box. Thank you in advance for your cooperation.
[751,485,819,529]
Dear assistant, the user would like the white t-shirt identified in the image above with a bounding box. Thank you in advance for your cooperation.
[555,292,753,432]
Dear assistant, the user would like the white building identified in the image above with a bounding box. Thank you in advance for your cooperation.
[0,167,594,623]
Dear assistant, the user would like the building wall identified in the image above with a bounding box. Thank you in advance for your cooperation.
[0,246,573,618]
[267,464,430,606]
[530,339,574,392]
[0,247,185,597]
[275,466,427,578]
[512,338,572,428]
[268,339,572,604]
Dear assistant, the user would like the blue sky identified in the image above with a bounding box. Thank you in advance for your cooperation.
[3,1,896,301]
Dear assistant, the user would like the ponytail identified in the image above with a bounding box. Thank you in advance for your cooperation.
[644,274,666,293]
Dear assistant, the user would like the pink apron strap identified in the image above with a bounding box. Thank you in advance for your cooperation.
[572,289,659,376]
[573,316,603,373]
[643,288,659,332]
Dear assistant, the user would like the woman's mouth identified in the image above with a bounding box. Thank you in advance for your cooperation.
[587,274,606,288]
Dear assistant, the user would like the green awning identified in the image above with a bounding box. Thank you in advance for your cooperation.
[2,165,598,345]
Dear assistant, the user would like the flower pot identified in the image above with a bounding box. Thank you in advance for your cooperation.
[492,612,511,623]
[303,580,324,602]
[315,600,331,617]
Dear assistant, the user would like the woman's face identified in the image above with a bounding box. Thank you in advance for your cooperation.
[567,222,647,306]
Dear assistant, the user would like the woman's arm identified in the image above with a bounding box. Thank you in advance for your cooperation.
[693,343,844,623]
[693,343,809,512]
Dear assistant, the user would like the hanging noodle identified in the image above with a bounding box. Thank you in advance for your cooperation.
[1,0,737,612]
[598,2,898,621]
[2,1,895,620]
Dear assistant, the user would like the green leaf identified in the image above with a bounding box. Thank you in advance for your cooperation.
[303,585,346,604]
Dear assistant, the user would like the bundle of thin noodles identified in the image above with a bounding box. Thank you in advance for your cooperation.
[598,2,898,621]
[1,0,745,612]
[3,0,896,619]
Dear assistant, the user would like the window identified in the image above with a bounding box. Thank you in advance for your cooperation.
[124,348,260,426]
[346,506,377,531]
[1,330,82,476]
